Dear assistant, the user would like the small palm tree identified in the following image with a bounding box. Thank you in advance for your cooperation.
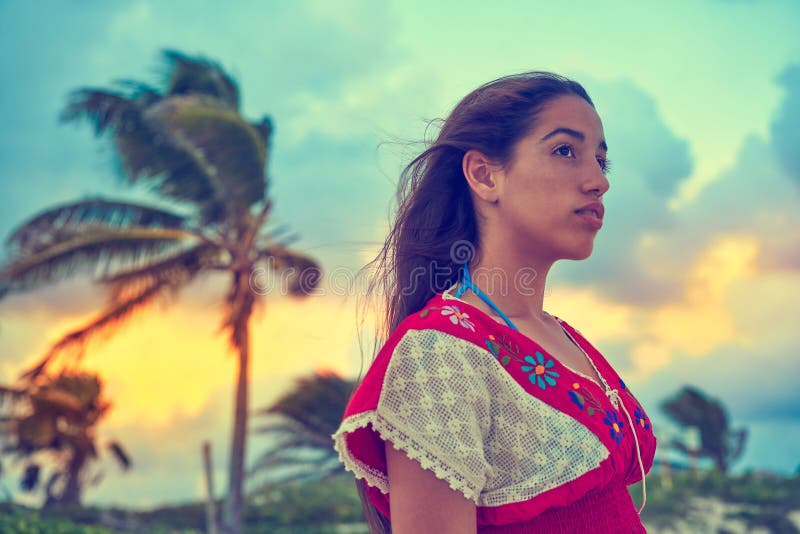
[0,50,321,534]
[249,371,353,487]
[661,385,748,473]
[0,371,131,507]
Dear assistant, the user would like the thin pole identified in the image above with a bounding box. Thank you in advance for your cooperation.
[202,441,219,534]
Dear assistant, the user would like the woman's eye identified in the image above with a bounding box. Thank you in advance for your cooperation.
[554,144,574,158]
[597,157,612,175]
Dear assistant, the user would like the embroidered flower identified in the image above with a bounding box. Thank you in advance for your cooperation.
[619,378,627,389]
[634,406,651,430]
[603,409,625,445]
[440,305,475,331]
[520,351,560,390]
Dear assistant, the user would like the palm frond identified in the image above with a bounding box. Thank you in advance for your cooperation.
[248,449,343,484]
[0,385,26,404]
[0,227,195,296]
[21,267,197,380]
[143,96,267,218]
[249,116,273,153]
[249,463,342,488]
[107,441,132,470]
[29,388,83,415]
[256,227,300,252]
[5,197,188,254]
[100,242,220,302]
[61,90,140,136]
[252,372,353,450]
[259,247,323,297]
[250,418,336,450]
[61,64,266,225]
[61,90,227,223]
[163,49,240,110]
[248,446,330,473]
[251,434,334,461]
[113,79,162,106]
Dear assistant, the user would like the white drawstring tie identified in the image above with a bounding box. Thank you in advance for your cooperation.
[606,388,647,514]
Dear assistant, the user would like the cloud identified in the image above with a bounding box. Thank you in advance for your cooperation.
[589,79,693,198]
[672,130,800,277]
[641,337,799,425]
[551,233,763,382]
[769,63,800,183]
[553,77,693,305]
[556,64,800,308]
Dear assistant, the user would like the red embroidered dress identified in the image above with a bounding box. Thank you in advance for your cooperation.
[333,288,657,533]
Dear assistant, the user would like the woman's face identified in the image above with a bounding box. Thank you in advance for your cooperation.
[495,94,610,262]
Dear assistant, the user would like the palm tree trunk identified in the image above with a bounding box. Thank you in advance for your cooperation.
[53,448,87,508]
[223,334,249,534]
[223,270,253,534]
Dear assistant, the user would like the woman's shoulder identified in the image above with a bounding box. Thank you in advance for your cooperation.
[379,292,491,356]
[344,293,499,414]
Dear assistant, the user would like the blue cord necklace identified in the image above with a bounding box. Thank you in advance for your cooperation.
[454,263,520,331]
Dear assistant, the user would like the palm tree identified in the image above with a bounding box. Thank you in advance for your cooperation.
[0,50,321,533]
[0,371,131,507]
[249,371,353,487]
[661,385,748,473]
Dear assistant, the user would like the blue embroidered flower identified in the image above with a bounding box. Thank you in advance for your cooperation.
[520,351,560,390]
[603,409,625,445]
[634,406,651,430]
[619,378,627,390]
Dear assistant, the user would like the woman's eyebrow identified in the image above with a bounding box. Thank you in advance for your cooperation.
[540,127,608,151]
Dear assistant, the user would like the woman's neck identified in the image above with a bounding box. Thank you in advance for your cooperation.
[460,253,553,324]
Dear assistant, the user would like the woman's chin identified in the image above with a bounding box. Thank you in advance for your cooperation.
[565,242,595,261]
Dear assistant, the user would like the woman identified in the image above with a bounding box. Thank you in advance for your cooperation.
[332,72,657,533]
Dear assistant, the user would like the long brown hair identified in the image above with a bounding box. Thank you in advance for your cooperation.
[353,71,594,533]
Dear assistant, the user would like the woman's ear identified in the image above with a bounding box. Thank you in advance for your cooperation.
[462,149,501,203]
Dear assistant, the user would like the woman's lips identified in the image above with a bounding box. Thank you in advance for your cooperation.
[575,211,603,230]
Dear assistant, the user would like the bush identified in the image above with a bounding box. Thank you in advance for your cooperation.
[634,469,800,530]
[0,503,117,534]
[244,474,367,533]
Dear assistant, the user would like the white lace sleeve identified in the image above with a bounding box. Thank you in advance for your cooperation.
[373,328,493,502]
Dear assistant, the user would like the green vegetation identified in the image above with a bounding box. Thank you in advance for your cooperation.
[0,475,365,533]
[2,470,798,533]
[634,469,800,532]
[1,503,129,534]
[245,474,368,533]
[0,502,201,534]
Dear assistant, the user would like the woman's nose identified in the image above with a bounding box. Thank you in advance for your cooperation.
[584,167,610,197]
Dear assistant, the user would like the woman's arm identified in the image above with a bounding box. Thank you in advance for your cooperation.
[385,440,477,534]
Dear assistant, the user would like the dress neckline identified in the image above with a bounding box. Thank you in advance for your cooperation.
[441,284,607,392]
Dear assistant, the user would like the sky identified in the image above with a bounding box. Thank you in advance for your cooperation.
[0,0,799,509]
